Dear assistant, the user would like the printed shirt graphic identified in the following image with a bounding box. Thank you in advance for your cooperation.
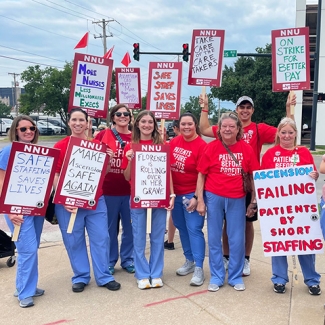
[197,139,260,198]
[212,122,276,160]
[96,129,131,196]
[261,145,316,170]
[170,135,207,195]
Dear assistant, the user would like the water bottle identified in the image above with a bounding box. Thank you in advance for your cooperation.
[182,196,192,213]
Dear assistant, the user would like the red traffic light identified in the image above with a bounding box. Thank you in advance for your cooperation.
[182,43,188,49]
[133,43,139,48]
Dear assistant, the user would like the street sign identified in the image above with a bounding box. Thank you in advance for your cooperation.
[224,50,237,58]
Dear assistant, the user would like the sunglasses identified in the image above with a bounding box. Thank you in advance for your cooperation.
[16,126,37,132]
[114,112,130,117]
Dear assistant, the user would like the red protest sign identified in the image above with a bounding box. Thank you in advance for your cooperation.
[131,143,170,208]
[68,53,114,118]
[188,29,225,87]
[146,62,182,120]
[53,137,109,209]
[271,27,310,92]
[0,142,59,216]
[115,67,141,109]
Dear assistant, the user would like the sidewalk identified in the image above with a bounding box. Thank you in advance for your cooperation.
[1,215,325,325]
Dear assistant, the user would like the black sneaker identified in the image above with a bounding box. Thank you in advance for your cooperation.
[274,283,286,294]
[164,240,175,250]
[104,280,121,291]
[309,285,321,295]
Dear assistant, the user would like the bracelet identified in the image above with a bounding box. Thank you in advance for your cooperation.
[201,109,209,113]
[193,195,198,200]
[170,194,176,198]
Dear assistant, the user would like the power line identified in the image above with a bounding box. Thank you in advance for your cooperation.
[0,55,63,69]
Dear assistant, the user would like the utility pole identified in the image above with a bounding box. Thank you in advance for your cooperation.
[92,18,114,55]
[8,72,20,116]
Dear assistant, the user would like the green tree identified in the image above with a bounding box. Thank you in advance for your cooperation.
[210,44,287,126]
[181,94,217,122]
[0,102,12,118]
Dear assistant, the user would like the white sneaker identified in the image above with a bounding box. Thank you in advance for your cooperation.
[208,283,220,292]
[137,279,151,290]
[234,283,245,291]
[151,278,163,288]
[223,257,229,271]
[190,267,205,286]
[176,259,195,276]
[243,258,250,276]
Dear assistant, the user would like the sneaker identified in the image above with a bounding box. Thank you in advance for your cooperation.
[234,283,245,291]
[208,283,220,292]
[123,264,135,273]
[137,279,151,290]
[223,257,229,271]
[176,259,195,276]
[151,278,164,288]
[164,240,175,250]
[108,266,115,275]
[243,258,250,276]
[309,285,321,295]
[274,283,286,294]
[104,280,121,291]
[14,287,44,298]
[190,267,205,286]
[19,297,34,308]
[72,282,86,293]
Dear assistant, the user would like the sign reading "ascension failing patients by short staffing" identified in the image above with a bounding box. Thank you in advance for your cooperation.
[69,53,114,118]
[271,27,310,92]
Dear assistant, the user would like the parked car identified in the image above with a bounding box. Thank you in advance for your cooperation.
[37,126,54,135]
[0,118,13,135]
[41,118,67,134]
[37,120,61,134]
[167,123,175,138]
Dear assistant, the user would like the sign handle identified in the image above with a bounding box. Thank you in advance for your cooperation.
[289,91,295,116]
[200,87,206,108]
[146,208,152,234]
[292,255,298,284]
[67,209,78,233]
[12,219,22,241]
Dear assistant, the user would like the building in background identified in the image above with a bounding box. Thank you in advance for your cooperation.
[0,87,25,114]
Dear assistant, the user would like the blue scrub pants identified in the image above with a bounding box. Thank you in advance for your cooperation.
[205,191,246,286]
[55,196,115,286]
[5,215,44,301]
[130,207,166,280]
[104,195,133,268]
[320,196,325,239]
[172,193,205,267]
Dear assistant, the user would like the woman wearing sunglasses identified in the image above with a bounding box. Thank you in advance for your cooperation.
[196,113,259,292]
[0,116,44,308]
[53,108,121,293]
[121,110,175,289]
[95,104,135,275]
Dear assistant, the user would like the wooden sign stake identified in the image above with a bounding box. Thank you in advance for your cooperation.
[200,87,206,108]
[67,209,78,233]
[12,219,22,241]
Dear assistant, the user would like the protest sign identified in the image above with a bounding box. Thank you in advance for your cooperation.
[53,137,108,210]
[69,53,114,118]
[272,27,310,92]
[115,67,141,109]
[0,142,59,216]
[131,143,170,208]
[253,165,323,257]
[188,29,225,87]
[146,62,182,120]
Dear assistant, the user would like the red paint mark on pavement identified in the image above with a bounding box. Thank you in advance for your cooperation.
[144,289,208,307]
[42,320,74,325]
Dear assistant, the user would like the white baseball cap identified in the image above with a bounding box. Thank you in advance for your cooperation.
[236,96,254,107]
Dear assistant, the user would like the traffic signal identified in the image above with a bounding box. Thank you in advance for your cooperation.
[318,93,325,102]
[133,43,140,61]
[182,43,189,62]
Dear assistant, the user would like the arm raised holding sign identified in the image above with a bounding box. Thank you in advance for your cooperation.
[53,108,121,293]
[0,116,44,308]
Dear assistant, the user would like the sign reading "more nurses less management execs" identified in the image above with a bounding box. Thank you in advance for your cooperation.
[271,27,310,92]
[69,53,114,118]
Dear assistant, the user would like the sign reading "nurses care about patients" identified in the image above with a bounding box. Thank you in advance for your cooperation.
[271,27,310,92]
[253,165,323,257]
[69,53,113,118]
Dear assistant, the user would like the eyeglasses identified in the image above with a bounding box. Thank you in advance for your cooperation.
[114,112,130,117]
[16,126,36,132]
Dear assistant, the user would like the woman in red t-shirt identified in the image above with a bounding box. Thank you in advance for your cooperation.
[261,117,321,295]
[170,112,207,286]
[122,110,175,290]
[196,113,259,292]
[54,108,120,293]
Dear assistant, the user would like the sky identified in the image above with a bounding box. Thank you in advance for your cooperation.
[0,0,317,109]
